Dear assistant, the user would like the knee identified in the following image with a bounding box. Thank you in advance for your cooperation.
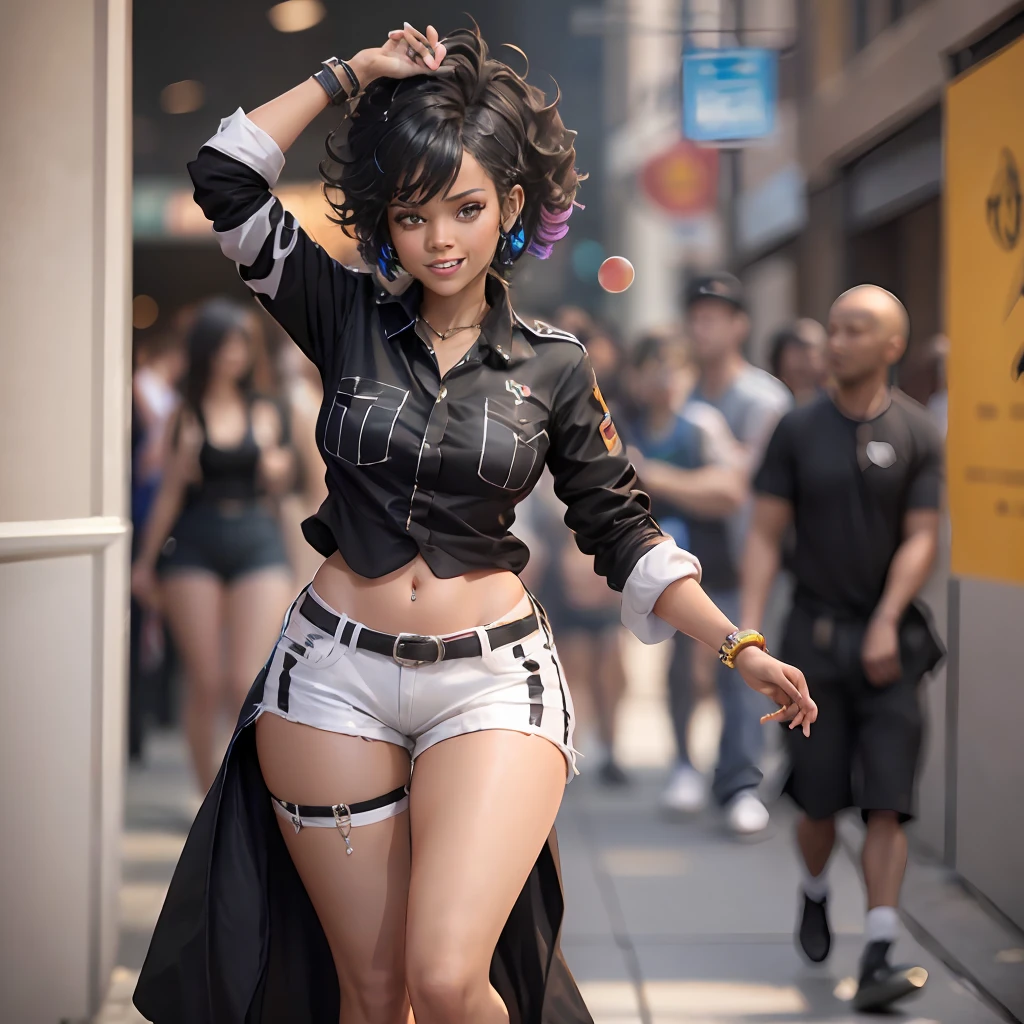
[866,809,902,832]
[339,971,408,1024]
[406,950,480,1020]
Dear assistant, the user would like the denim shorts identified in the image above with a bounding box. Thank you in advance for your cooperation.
[257,586,580,782]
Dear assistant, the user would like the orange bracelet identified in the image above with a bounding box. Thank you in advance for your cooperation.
[718,629,768,669]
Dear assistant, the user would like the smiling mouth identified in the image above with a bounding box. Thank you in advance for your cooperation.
[426,258,465,270]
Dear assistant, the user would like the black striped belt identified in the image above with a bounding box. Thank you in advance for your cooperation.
[297,592,538,667]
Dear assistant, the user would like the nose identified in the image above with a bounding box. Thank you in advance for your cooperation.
[425,220,455,253]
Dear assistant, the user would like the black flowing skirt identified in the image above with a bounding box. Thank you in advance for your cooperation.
[132,666,594,1024]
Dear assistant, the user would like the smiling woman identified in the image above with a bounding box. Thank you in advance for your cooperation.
[134,19,814,1024]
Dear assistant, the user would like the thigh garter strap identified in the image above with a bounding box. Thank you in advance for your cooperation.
[270,784,409,855]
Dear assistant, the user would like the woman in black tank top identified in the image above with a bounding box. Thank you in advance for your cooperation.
[131,299,296,791]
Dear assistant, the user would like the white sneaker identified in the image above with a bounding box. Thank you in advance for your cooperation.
[660,765,708,814]
[726,790,770,835]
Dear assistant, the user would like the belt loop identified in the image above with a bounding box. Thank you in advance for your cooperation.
[476,621,495,657]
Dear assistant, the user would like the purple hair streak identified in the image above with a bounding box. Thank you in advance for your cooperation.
[527,201,583,259]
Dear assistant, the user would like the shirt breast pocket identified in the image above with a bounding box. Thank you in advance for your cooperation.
[477,397,548,491]
[324,376,410,466]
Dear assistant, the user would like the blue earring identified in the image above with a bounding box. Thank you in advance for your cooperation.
[376,240,403,281]
[497,216,526,267]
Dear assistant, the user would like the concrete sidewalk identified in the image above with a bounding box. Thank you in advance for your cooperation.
[96,728,1010,1024]
[95,631,1017,1023]
[557,770,1007,1023]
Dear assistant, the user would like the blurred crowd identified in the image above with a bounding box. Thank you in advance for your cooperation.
[128,275,950,833]
[129,299,327,788]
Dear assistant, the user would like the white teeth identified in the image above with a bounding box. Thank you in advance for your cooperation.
[432,260,461,268]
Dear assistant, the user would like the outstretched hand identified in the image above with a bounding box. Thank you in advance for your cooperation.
[354,23,448,85]
[733,646,817,737]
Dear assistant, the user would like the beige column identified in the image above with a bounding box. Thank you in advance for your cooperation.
[0,1,131,1021]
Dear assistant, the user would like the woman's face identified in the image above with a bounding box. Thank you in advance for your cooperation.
[210,329,252,384]
[387,149,524,297]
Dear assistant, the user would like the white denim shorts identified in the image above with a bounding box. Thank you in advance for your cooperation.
[258,586,579,781]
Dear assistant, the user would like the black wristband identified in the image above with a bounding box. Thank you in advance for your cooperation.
[313,58,348,106]
[337,58,361,95]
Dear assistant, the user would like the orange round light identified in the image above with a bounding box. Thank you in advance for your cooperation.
[132,294,159,329]
[597,256,635,294]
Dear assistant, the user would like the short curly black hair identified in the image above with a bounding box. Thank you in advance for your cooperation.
[320,24,583,275]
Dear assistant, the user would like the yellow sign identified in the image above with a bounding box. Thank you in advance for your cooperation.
[946,35,1024,584]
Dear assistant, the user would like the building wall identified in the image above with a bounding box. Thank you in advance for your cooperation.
[795,0,1024,926]
[0,1,131,1020]
[802,0,1022,181]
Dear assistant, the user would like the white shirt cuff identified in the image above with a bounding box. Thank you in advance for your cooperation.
[203,108,286,187]
[620,540,702,644]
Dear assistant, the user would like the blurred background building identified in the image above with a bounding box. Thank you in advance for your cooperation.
[3,1,1024,1021]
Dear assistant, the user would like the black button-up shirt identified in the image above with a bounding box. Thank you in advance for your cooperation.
[189,109,663,592]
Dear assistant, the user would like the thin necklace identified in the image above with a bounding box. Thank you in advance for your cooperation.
[418,303,487,342]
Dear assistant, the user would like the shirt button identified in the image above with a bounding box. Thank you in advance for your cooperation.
[438,387,448,401]
[423,443,430,450]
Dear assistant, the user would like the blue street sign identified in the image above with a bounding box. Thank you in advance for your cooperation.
[682,48,777,142]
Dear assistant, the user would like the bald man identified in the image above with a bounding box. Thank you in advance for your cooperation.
[740,285,945,1011]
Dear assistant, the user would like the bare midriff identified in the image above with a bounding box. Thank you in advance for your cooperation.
[311,549,530,635]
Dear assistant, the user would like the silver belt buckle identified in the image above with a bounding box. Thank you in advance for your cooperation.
[393,632,444,667]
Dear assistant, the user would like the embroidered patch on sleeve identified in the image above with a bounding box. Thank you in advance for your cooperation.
[592,384,621,453]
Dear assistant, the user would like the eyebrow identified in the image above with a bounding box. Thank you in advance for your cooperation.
[390,188,485,208]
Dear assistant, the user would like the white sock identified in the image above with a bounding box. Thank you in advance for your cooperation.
[865,906,900,944]
[801,860,830,902]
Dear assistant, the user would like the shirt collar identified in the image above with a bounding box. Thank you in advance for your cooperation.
[375,274,531,367]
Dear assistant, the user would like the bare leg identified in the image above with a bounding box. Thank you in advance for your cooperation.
[256,714,412,1024]
[405,731,567,1024]
[161,572,225,792]
[592,628,626,751]
[554,632,595,737]
[862,810,907,909]
[224,566,295,711]
[797,814,836,876]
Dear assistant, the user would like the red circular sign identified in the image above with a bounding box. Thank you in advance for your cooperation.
[640,140,719,217]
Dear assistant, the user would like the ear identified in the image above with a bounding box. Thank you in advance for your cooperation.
[888,332,908,365]
[502,184,526,231]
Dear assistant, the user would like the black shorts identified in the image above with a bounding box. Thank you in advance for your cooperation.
[158,502,290,583]
[780,603,933,823]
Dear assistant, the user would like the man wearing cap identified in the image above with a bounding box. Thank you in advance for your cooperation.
[659,272,792,835]
[741,285,944,1011]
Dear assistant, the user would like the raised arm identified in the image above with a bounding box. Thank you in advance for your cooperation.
[187,24,447,371]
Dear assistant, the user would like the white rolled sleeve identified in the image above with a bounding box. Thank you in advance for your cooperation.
[620,539,702,644]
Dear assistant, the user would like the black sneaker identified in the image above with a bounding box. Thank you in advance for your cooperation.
[597,758,630,787]
[852,940,928,1012]
[797,893,831,963]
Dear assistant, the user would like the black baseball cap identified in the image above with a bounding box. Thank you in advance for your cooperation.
[685,272,746,312]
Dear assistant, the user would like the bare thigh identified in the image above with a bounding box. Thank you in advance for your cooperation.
[405,731,566,999]
[255,714,413,1022]
[161,572,225,695]
[225,566,294,706]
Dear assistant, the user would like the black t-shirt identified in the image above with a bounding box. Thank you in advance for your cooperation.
[754,391,943,618]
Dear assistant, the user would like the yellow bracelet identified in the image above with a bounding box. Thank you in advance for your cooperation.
[718,629,768,669]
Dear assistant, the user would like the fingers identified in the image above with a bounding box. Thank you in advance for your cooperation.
[782,662,810,700]
[864,656,900,686]
[401,22,441,69]
[386,25,447,72]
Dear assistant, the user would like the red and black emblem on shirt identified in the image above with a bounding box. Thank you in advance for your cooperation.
[591,384,620,453]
